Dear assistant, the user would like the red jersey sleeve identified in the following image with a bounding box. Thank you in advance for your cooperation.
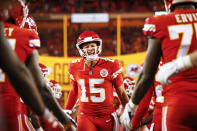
[23,29,41,57]
[131,87,153,128]
[65,62,78,110]
[111,59,123,88]
[142,16,164,40]
[68,62,76,81]
[65,80,78,110]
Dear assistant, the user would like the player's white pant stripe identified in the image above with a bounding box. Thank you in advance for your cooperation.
[111,112,120,131]
[17,114,22,131]
[24,115,36,131]
[162,106,168,131]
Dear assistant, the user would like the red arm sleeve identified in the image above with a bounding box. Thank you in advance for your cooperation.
[65,80,78,110]
[131,87,153,128]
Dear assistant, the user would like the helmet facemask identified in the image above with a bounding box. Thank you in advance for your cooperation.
[76,31,102,61]
[77,40,102,61]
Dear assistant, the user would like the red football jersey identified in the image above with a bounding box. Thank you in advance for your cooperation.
[143,9,197,106]
[68,58,123,116]
[0,23,40,115]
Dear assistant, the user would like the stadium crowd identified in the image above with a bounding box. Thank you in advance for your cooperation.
[28,0,164,57]
[29,0,164,14]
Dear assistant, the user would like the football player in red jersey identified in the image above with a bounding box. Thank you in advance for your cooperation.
[0,1,65,131]
[0,0,75,130]
[120,0,197,130]
[65,30,129,131]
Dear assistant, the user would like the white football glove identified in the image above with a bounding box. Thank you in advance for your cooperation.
[120,100,137,129]
[156,56,192,85]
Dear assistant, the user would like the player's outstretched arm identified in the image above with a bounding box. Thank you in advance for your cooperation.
[132,37,161,105]
[115,84,129,107]
[115,81,130,129]
[25,49,70,125]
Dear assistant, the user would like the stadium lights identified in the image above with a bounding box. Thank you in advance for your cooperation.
[71,13,109,23]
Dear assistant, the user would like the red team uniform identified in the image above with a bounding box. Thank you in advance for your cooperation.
[66,58,123,131]
[0,23,40,130]
[143,9,197,130]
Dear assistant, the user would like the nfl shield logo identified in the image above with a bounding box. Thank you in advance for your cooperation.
[100,69,108,77]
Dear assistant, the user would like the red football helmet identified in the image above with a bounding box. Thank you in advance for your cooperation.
[23,14,38,33]
[39,63,52,78]
[48,80,62,99]
[164,0,197,13]
[125,64,143,77]
[8,0,29,27]
[76,31,102,60]
[123,77,135,98]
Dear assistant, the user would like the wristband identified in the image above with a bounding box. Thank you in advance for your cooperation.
[176,55,193,71]
[182,55,193,70]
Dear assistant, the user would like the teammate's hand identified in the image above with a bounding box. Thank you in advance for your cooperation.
[120,100,137,129]
[40,109,64,131]
[156,56,193,85]
[156,61,177,84]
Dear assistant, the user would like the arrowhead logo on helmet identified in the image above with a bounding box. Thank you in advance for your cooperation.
[76,30,102,61]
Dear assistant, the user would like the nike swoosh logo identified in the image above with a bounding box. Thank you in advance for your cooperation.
[106,119,111,123]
